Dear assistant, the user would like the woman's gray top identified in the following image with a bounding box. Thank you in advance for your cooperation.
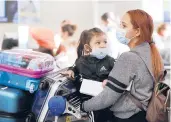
[82,42,156,119]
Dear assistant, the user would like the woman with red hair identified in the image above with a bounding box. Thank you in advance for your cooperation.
[77,9,164,122]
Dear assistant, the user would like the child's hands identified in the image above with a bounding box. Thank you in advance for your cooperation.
[102,80,107,88]
[61,70,75,79]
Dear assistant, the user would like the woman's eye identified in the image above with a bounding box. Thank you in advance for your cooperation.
[123,25,126,28]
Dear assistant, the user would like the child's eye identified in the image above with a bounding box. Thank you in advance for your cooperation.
[104,41,107,44]
[96,42,100,45]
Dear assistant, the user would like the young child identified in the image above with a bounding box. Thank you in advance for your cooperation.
[62,27,115,122]
[63,27,114,81]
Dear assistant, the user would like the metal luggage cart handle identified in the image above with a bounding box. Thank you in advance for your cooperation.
[37,75,79,122]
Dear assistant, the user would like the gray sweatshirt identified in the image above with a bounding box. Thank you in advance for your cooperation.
[82,42,157,119]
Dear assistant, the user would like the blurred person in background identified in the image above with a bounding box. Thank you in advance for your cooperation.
[153,23,171,65]
[2,38,18,50]
[101,12,129,59]
[153,23,169,50]
[30,27,65,56]
[1,33,19,50]
[30,20,77,56]
[54,20,77,51]
[30,27,69,69]
[101,12,118,32]
[54,20,77,66]
[30,20,77,68]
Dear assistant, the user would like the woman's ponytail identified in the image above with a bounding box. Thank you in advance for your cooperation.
[150,43,164,81]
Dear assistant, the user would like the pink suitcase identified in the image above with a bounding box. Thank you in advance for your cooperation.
[0,49,55,93]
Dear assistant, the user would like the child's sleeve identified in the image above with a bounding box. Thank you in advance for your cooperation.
[109,56,115,69]
[68,58,79,75]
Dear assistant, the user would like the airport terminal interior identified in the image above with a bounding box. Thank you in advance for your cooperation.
[0,0,170,122]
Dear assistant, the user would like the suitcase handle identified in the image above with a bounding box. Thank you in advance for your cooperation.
[26,80,38,93]
[29,84,35,93]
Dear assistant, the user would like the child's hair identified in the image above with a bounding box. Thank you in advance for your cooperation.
[77,27,105,58]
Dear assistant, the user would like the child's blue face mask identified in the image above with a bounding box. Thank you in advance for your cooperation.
[90,47,108,59]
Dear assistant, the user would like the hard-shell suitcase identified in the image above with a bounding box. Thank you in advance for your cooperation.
[31,69,89,122]
[0,49,55,93]
[0,111,31,122]
[0,86,35,122]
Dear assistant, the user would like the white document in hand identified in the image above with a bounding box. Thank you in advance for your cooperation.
[80,79,103,96]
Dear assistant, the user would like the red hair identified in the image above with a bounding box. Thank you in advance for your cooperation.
[127,9,163,81]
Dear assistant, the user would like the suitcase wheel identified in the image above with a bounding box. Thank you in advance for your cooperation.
[25,112,36,122]
[39,81,49,90]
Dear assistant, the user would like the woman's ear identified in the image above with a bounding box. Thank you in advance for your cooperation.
[135,28,140,37]
[84,44,91,53]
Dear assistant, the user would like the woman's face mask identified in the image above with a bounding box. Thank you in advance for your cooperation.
[116,28,136,45]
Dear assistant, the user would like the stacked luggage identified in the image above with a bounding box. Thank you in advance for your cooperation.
[0,49,54,93]
[0,49,89,122]
[0,49,55,122]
